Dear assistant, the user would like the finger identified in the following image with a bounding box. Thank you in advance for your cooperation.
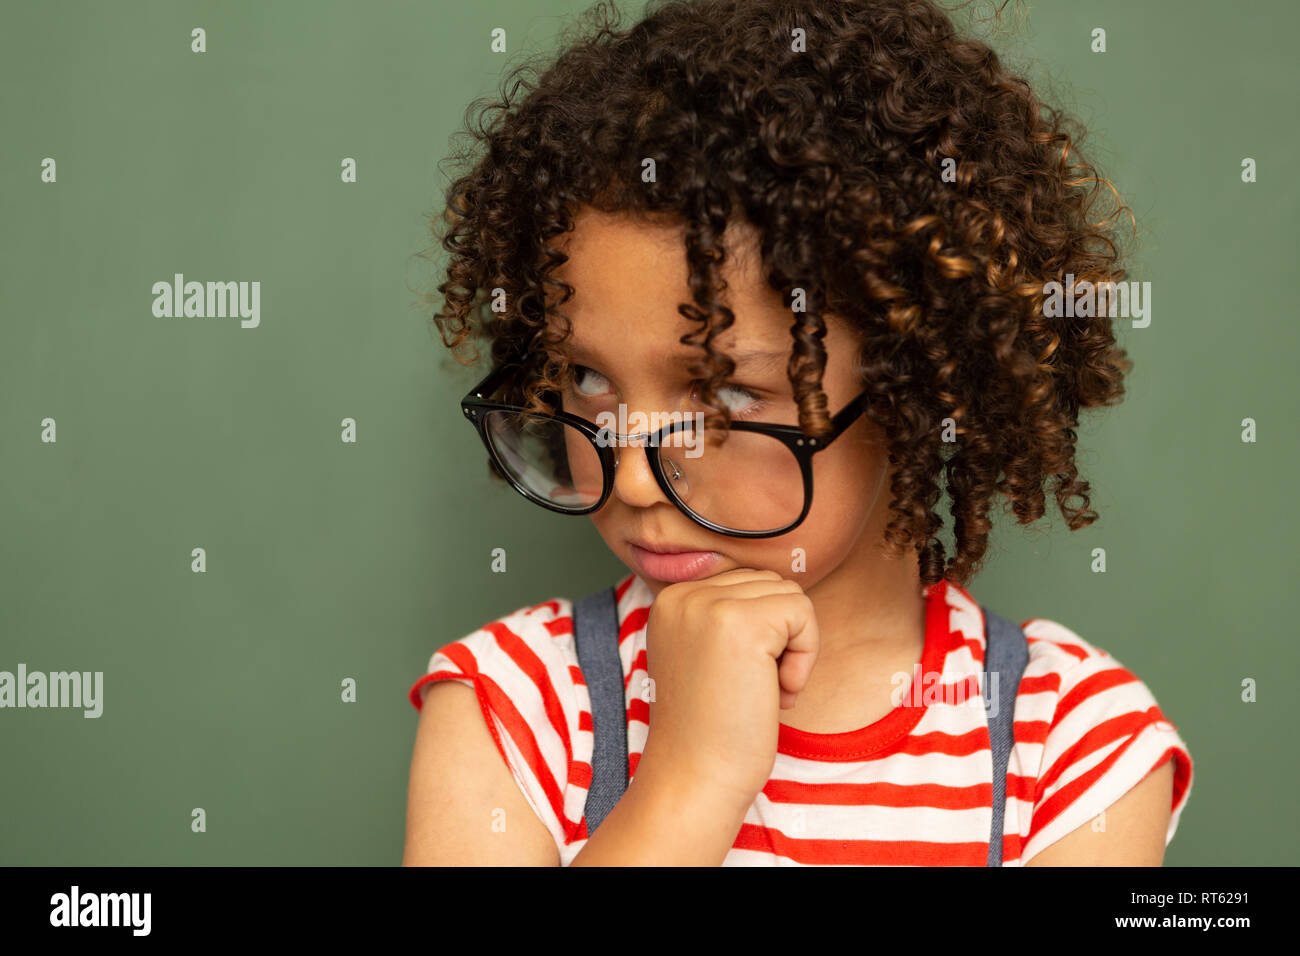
[768,593,819,698]
[695,567,788,588]
[699,579,804,604]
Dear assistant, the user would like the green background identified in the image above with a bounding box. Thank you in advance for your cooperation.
[1,0,1295,865]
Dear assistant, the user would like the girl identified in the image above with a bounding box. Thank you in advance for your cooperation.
[403,0,1193,866]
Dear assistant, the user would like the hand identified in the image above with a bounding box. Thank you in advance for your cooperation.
[635,568,821,812]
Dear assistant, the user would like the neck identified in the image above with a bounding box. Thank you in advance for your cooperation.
[805,538,928,662]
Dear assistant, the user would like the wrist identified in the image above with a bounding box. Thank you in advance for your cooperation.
[631,753,756,832]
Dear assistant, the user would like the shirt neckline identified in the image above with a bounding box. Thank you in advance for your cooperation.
[774,579,955,761]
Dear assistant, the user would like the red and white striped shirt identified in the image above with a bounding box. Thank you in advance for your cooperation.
[408,572,1193,865]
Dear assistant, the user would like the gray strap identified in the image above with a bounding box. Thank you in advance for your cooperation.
[573,586,628,838]
[981,605,1029,867]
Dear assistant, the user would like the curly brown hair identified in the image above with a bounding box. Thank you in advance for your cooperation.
[419,0,1135,589]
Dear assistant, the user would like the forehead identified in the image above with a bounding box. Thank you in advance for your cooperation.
[546,208,792,365]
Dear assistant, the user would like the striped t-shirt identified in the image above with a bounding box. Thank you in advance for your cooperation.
[407,572,1193,865]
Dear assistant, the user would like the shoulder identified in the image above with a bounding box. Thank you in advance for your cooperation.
[1011,614,1195,863]
[408,590,582,718]
[1016,615,1181,735]
[405,589,585,846]
[407,572,650,711]
[404,573,649,856]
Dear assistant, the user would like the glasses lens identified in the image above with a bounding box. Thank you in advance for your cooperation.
[483,409,604,511]
[655,426,805,533]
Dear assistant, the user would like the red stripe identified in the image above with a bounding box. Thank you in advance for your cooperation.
[408,670,462,711]
[889,727,991,757]
[625,650,648,690]
[781,725,988,763]
[1028,633,1090,662]
[1007,772,1035,802]
[569,760,592,791]
[762,777,993,811]
[1002,831,1022,863]
[483,621,575,773]
[1029,716,1168,840]
[471,670,576,839]
[1017,719,1050,745]
[1018,672,1061,695]
[1050,666,1140,732]
[431,642,480,685]
[1038,707,1164,797]
[1168,746,1192,812]
[619,605,649,645]
[892,675,983,709]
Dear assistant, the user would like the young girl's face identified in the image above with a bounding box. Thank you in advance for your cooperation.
[548,207,896,600]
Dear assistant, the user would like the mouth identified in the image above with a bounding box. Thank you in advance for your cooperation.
[626,538,723,584]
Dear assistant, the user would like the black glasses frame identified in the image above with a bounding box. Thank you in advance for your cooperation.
[460,363,872,538]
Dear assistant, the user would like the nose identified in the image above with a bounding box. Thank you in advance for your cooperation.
[610,432,667,509]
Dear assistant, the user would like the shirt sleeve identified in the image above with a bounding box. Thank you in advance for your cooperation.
[1018,621,1194,864]
[407,598,586,852]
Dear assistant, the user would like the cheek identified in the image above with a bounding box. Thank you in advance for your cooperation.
[813,434,885,517]
[589,506,619,543]
[764,427,887,575]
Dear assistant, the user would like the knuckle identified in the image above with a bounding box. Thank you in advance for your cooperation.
[678,586,706,617]
[702,596,733,627]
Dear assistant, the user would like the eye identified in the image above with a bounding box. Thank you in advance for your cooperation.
[568,364,613,397]
[694,381,767,418]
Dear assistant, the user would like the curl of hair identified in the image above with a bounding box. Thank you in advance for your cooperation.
[418,0,1135,588]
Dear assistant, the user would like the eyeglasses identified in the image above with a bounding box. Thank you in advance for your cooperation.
[460,363,871,538]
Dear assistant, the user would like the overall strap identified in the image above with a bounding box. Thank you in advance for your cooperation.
[573,586,628,838]
[980,605,1029,867]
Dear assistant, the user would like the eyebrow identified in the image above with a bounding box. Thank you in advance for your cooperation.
[559,341,790,376]
[724,348,790,373]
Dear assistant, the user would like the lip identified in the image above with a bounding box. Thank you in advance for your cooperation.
[627,540,723,583]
